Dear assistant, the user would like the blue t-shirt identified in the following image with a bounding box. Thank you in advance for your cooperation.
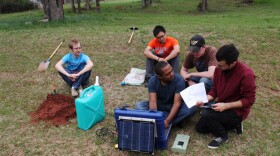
[148,73,185,105]
[62,53,90,71]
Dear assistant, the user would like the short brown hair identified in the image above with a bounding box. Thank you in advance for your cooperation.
[68,39,80,49]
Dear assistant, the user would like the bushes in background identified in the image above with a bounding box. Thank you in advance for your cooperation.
[0,0,38,13]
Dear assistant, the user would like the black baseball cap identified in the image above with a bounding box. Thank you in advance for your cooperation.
[188,35,205,52]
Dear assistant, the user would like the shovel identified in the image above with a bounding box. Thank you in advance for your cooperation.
[128,27,138,44]
[37,39,65,72]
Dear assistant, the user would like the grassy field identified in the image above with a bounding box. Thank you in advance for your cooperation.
[0,0,279,155]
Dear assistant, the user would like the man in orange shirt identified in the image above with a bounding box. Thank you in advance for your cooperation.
[144,25,180,86]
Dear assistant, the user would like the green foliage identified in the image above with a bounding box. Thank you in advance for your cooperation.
[0,0,36,13]
[254,0,280,6]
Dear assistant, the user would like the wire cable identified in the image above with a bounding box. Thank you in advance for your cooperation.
[96,126,118,143]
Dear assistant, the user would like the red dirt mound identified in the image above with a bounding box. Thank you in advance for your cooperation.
[29,94,76,126]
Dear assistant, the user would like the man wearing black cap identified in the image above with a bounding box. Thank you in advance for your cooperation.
[180,35,217,93]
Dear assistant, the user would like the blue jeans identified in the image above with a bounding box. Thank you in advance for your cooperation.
[58,67,91,89]
[188,76,213,93]
[135,100,197,126]
[145,53,179,79]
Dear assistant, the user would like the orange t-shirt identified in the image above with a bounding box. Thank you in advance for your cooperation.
[148,36,179,58]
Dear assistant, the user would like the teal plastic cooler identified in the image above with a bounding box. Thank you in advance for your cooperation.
[75,85,106,130]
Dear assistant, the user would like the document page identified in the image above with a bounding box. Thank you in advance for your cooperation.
[180,83,208,108]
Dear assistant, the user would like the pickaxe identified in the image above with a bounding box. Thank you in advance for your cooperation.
[128,27,138,44]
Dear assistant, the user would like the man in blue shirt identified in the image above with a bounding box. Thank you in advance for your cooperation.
[55,39,93,97]
[136,61,196,128]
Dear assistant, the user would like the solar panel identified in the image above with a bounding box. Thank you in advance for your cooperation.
[118,118,155,153]
[114,108,172,154]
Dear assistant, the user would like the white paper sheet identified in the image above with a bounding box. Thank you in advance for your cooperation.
[121,68,146,86]
[180,82,208,108]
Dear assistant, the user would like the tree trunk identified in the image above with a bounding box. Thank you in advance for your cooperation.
[201,0,208,12]
[77,0,82,14]
[85,0,92,10]
[41,0,64,21]
[41,0,49,18]
[71,0,76,13]
[96,0,100,13]
[142,0,152,8]
[199,0,208,12]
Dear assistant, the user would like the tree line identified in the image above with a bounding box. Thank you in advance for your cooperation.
[1,0,255,21]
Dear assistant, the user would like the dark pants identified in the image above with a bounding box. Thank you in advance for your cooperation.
[196,108,242,138]
[145,54,179,79]
[58,67,91,89]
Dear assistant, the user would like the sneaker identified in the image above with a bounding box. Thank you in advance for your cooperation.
[78,86,83,95]
[71,87,78,97]
[208,137,228,149]
[232,122,243,134]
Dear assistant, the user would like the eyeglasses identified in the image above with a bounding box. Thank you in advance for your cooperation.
[156,34,166,39]
[73,47,82,50]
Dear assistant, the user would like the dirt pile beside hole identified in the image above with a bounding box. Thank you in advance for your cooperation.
[29,94,76,126]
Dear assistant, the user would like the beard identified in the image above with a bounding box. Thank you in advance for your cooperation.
[222,69,231,75]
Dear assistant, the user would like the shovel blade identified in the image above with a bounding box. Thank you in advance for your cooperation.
[37,61,50,72]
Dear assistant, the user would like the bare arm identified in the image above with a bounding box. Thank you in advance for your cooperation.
[212,100,243,112]
[70,60,93,79]
[164,45,180,61]
[180,65,189,80]
[196,94,242,112]
[55,60,70,77]
[148,93,157,110]
[144,46,159,61]
[78,60,93,75]
[164,93,182,127]
[55,59,93,80]
[181,65,198,86]
[188,66,216,80]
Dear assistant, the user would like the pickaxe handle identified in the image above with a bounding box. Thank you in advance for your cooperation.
[48,40,65,61]
[128,31,135,44]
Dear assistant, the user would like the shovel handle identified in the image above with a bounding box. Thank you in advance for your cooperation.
[128,31,134,44]
[48,40,65,60]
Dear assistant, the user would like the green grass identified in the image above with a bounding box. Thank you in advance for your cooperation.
[0,0,280,155]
